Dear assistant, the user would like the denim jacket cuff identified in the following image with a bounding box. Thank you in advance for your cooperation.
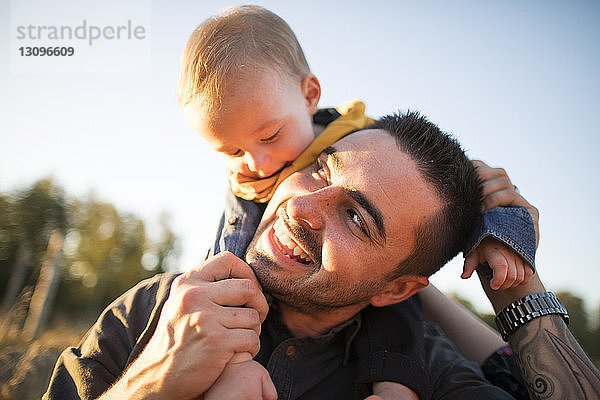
[463,206,536,270]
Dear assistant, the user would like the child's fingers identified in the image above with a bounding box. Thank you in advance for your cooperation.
[489,263,508,290]
[481,244,510,290]
[462,252,481,279]
[500,257,523,290]
[261,371,278,400]
[514,261,525,287]
[523,265,534,285]
[500,261,518,290]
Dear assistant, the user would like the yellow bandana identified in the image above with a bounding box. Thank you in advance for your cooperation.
[229,100,374,203]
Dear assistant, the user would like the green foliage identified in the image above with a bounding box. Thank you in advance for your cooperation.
[0,178,179,324]
[0,179,68,293]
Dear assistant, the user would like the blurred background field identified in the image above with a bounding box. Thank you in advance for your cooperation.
[0,178,177,399]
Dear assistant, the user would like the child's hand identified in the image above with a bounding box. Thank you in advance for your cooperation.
[204,360,277,400]
[462,238,534,290]
[367,381,418,400]
[461,160,539,290]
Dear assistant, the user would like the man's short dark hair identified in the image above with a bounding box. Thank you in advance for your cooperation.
[370,111,482,278]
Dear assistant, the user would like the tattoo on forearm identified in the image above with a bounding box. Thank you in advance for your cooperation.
[509,315,600,399]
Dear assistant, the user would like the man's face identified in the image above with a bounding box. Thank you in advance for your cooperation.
[245,129,443,313]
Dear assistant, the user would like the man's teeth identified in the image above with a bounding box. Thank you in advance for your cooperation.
[273,220,311,263]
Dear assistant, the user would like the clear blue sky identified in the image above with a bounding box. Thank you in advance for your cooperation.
[1,0,599,314]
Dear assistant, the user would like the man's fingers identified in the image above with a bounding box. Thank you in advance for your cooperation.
[224,328,261,358]
[482,188,519,211]
[481,176,513,198]
[189,251,261,285]
[229,351,253,364]
[220,307,262,333]
[207,278,269,322]
[472,160,508,180]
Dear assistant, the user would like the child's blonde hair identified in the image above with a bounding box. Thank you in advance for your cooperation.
[177,5,311,111]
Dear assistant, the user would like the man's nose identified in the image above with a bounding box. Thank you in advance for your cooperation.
[244,152,271,176]
[286,186,343,230]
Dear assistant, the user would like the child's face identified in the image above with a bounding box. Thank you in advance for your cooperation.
[183,71,321,179]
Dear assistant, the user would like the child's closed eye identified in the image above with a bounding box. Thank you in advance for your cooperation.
[259,130,281,143]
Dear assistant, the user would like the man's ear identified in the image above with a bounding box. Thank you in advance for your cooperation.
[369,275,429,307]
[301,73,321,115]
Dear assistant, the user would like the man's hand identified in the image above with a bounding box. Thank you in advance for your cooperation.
[204,360,277,400]
[462,160,539,290]
[103,251,269,400]
[472,160,539,244]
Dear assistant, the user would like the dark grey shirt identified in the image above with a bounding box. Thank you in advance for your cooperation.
[44,273,515,400]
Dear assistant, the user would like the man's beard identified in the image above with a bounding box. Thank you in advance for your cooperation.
[245,203,387,314]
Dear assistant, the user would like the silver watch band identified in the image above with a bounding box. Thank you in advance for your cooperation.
[495,292,569,341]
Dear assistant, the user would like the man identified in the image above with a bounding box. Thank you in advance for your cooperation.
[45,113,599,399]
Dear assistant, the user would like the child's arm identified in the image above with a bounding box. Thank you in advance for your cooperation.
[461,160,539,290]
[420,283,505,365]
[203,360,277,400]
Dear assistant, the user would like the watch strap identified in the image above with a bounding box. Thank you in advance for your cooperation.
[495,292,569,341]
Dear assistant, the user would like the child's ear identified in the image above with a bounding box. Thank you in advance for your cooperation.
[301,74,321,115]
[369,275,429,307]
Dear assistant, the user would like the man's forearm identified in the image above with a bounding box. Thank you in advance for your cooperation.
[508,313,600,399]
[478,270,600,399]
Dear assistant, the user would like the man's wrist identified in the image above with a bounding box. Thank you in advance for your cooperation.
[495,292,569,341]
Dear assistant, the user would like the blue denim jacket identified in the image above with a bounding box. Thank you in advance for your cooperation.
[209,189,537,270]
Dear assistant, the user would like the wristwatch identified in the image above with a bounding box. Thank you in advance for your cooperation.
[495,292,569,341]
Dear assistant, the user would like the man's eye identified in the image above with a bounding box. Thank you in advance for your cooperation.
[312,159,329,182]
[230,149,242,157]
[260,130,280,143]
[346,209,368,235]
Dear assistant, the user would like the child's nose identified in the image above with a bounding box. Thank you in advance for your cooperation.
[245,152,271,176]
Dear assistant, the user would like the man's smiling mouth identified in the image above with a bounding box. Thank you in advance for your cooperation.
[271,217,312,265]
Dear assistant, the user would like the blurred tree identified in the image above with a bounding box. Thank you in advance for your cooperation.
[0,178,178,338]
[592,305,600,366]
[555,291,596,361]
[0,178,67,312]
[56,195,178,316]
